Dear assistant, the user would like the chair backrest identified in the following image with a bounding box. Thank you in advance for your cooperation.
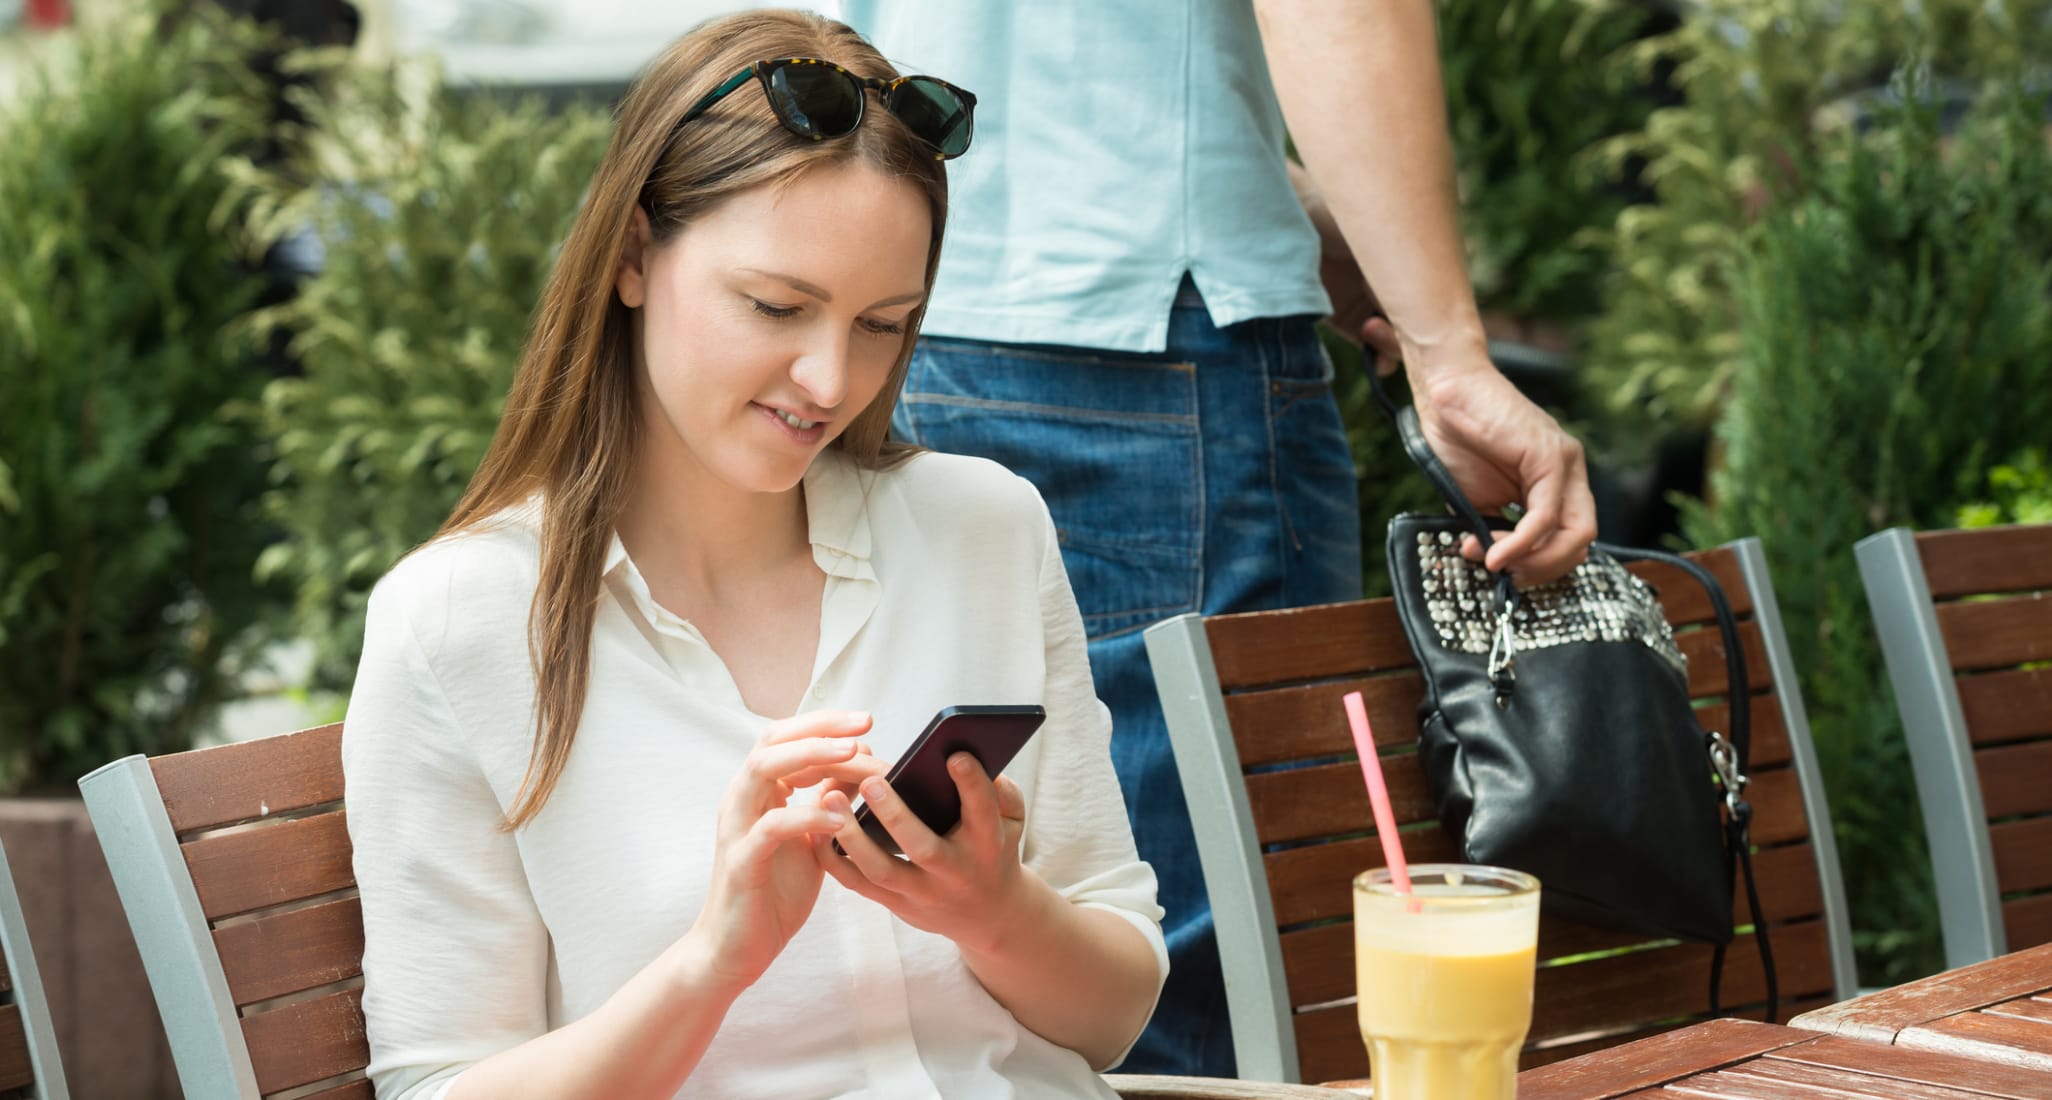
[1143,536,1859,1084]
[78,724,366,1100]
[1855,523,2052,969]
[0,838,69,1100]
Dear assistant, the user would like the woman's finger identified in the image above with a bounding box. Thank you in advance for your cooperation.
[780,750,890,794]
[727,803,849,872]
[947,753,1000,847]
[824,788,914,890]
[759,709,873,747]
[855,774,951,867]
[743,737,865,790]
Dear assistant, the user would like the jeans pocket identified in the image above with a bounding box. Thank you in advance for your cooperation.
[893,338,1202,639]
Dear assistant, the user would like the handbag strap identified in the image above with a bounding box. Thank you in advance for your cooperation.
[1602,544,1777,1024]
[1368,368,1778,1023]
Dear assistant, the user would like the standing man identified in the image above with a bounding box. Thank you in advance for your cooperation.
[841,0,1596,1077]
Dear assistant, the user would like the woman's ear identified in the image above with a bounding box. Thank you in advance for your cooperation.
[616,205,654,309]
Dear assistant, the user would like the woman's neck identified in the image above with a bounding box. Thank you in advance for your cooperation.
[617,451,813,601]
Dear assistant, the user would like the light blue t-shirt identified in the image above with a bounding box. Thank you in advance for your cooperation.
[842,0,1331,353]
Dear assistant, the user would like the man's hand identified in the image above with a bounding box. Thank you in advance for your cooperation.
[1367,316,1595,585]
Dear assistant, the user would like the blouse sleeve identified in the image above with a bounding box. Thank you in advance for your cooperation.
[342,578,550,1100]
[1013,485,1171,1007]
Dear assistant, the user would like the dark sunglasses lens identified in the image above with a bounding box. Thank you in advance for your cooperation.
[764,63,862,139]
[889,78,972,157]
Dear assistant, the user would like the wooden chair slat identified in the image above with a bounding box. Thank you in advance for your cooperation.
[1245,757,1435,846]
[241,986,369,1096]
[1225,680,1791,777]
[152,723,346,835]
[216,896,365,1008]
[1529,919,1834,1044]
[1207,601,1415,690]
[184,809,355,922]
[294,1078,374,1100]
[1286,1008,1370,1089]
[1957,666,2052,746]
[1679,618,1773,697]
[1222,673,1424,767]
[1694,693,1792,769]
[1974,740,2052,821]
[1271,839,1830,986]
[1747,766,1810,848]
[1992,815,2052,896]
[1266,831,1460,928]
[1279,849,1835,1009]
[1916,524,2052,600]
[0,1004,32,1092]
[1935,594,2052,673]
[2003,893,2052,952]
[1242,740,1799,851]
[1626,547,1754,625]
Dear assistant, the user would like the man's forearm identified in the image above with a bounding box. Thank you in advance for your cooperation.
[1257,0,1487,374]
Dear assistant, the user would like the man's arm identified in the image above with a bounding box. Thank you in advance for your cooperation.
[1257,0,1596,583]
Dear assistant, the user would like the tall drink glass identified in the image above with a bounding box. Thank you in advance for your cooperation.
[1354,864,1540,1099]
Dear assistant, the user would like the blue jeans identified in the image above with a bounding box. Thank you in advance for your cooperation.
[891,283,1364,1078]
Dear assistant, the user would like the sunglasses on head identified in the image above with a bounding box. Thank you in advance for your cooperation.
[671,57,976,161]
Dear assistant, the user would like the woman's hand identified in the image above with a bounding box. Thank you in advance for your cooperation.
[690,709,887,995]
[815,753,1036,954]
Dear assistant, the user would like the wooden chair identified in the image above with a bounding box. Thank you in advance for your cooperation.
[79,725,364,1100]
[1855,523,2052,969]
[79,724,1317,1100]
[1142,536,1860,1084]
[0,837,69,1100]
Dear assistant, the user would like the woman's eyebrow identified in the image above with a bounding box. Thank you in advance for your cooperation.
[737,267,925,309]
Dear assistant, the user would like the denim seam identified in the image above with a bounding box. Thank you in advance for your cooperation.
[899,392,1199,427]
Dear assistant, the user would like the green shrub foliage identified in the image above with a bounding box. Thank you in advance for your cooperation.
[0,10,280,790]
[1957,451,2052,528]
[1684,78,2052,983]
[247,71,611,688]
[1584,0,2052,443]
[1439,0,1657,323]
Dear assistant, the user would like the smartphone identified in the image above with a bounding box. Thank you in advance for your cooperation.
[844,704,1046,856]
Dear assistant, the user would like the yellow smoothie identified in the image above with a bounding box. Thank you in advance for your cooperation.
[1354,868,1539,1100]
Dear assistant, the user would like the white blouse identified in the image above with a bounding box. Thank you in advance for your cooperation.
[341,449,1168,1100]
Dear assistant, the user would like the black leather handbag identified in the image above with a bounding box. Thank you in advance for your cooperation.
[1372,374,1775,1018]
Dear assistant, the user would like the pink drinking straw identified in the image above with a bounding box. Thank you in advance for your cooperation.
[1343,690,1415,903]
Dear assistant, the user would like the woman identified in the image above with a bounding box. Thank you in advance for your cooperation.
[341,11,1166,1099]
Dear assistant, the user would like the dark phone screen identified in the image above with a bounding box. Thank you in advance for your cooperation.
[851,705,1045,856]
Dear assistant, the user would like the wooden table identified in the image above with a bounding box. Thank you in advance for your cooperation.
[1516,1017,2051,1098]
[1790,940,2052,1071]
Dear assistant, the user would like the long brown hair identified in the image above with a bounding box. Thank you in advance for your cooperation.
[435,10,949,828]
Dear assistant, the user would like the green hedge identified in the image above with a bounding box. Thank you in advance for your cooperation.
[1440,0,1656,324]
[1683,77,2052,984]
[0,9,281,790]
[246,70,611,689]
[1581,0,2052,447]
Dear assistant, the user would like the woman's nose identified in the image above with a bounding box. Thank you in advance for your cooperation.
[789,329,851,410]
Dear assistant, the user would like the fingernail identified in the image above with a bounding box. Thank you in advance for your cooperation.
[860,777,886,802]
[948,753,972,775]
[826,812,846,827]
